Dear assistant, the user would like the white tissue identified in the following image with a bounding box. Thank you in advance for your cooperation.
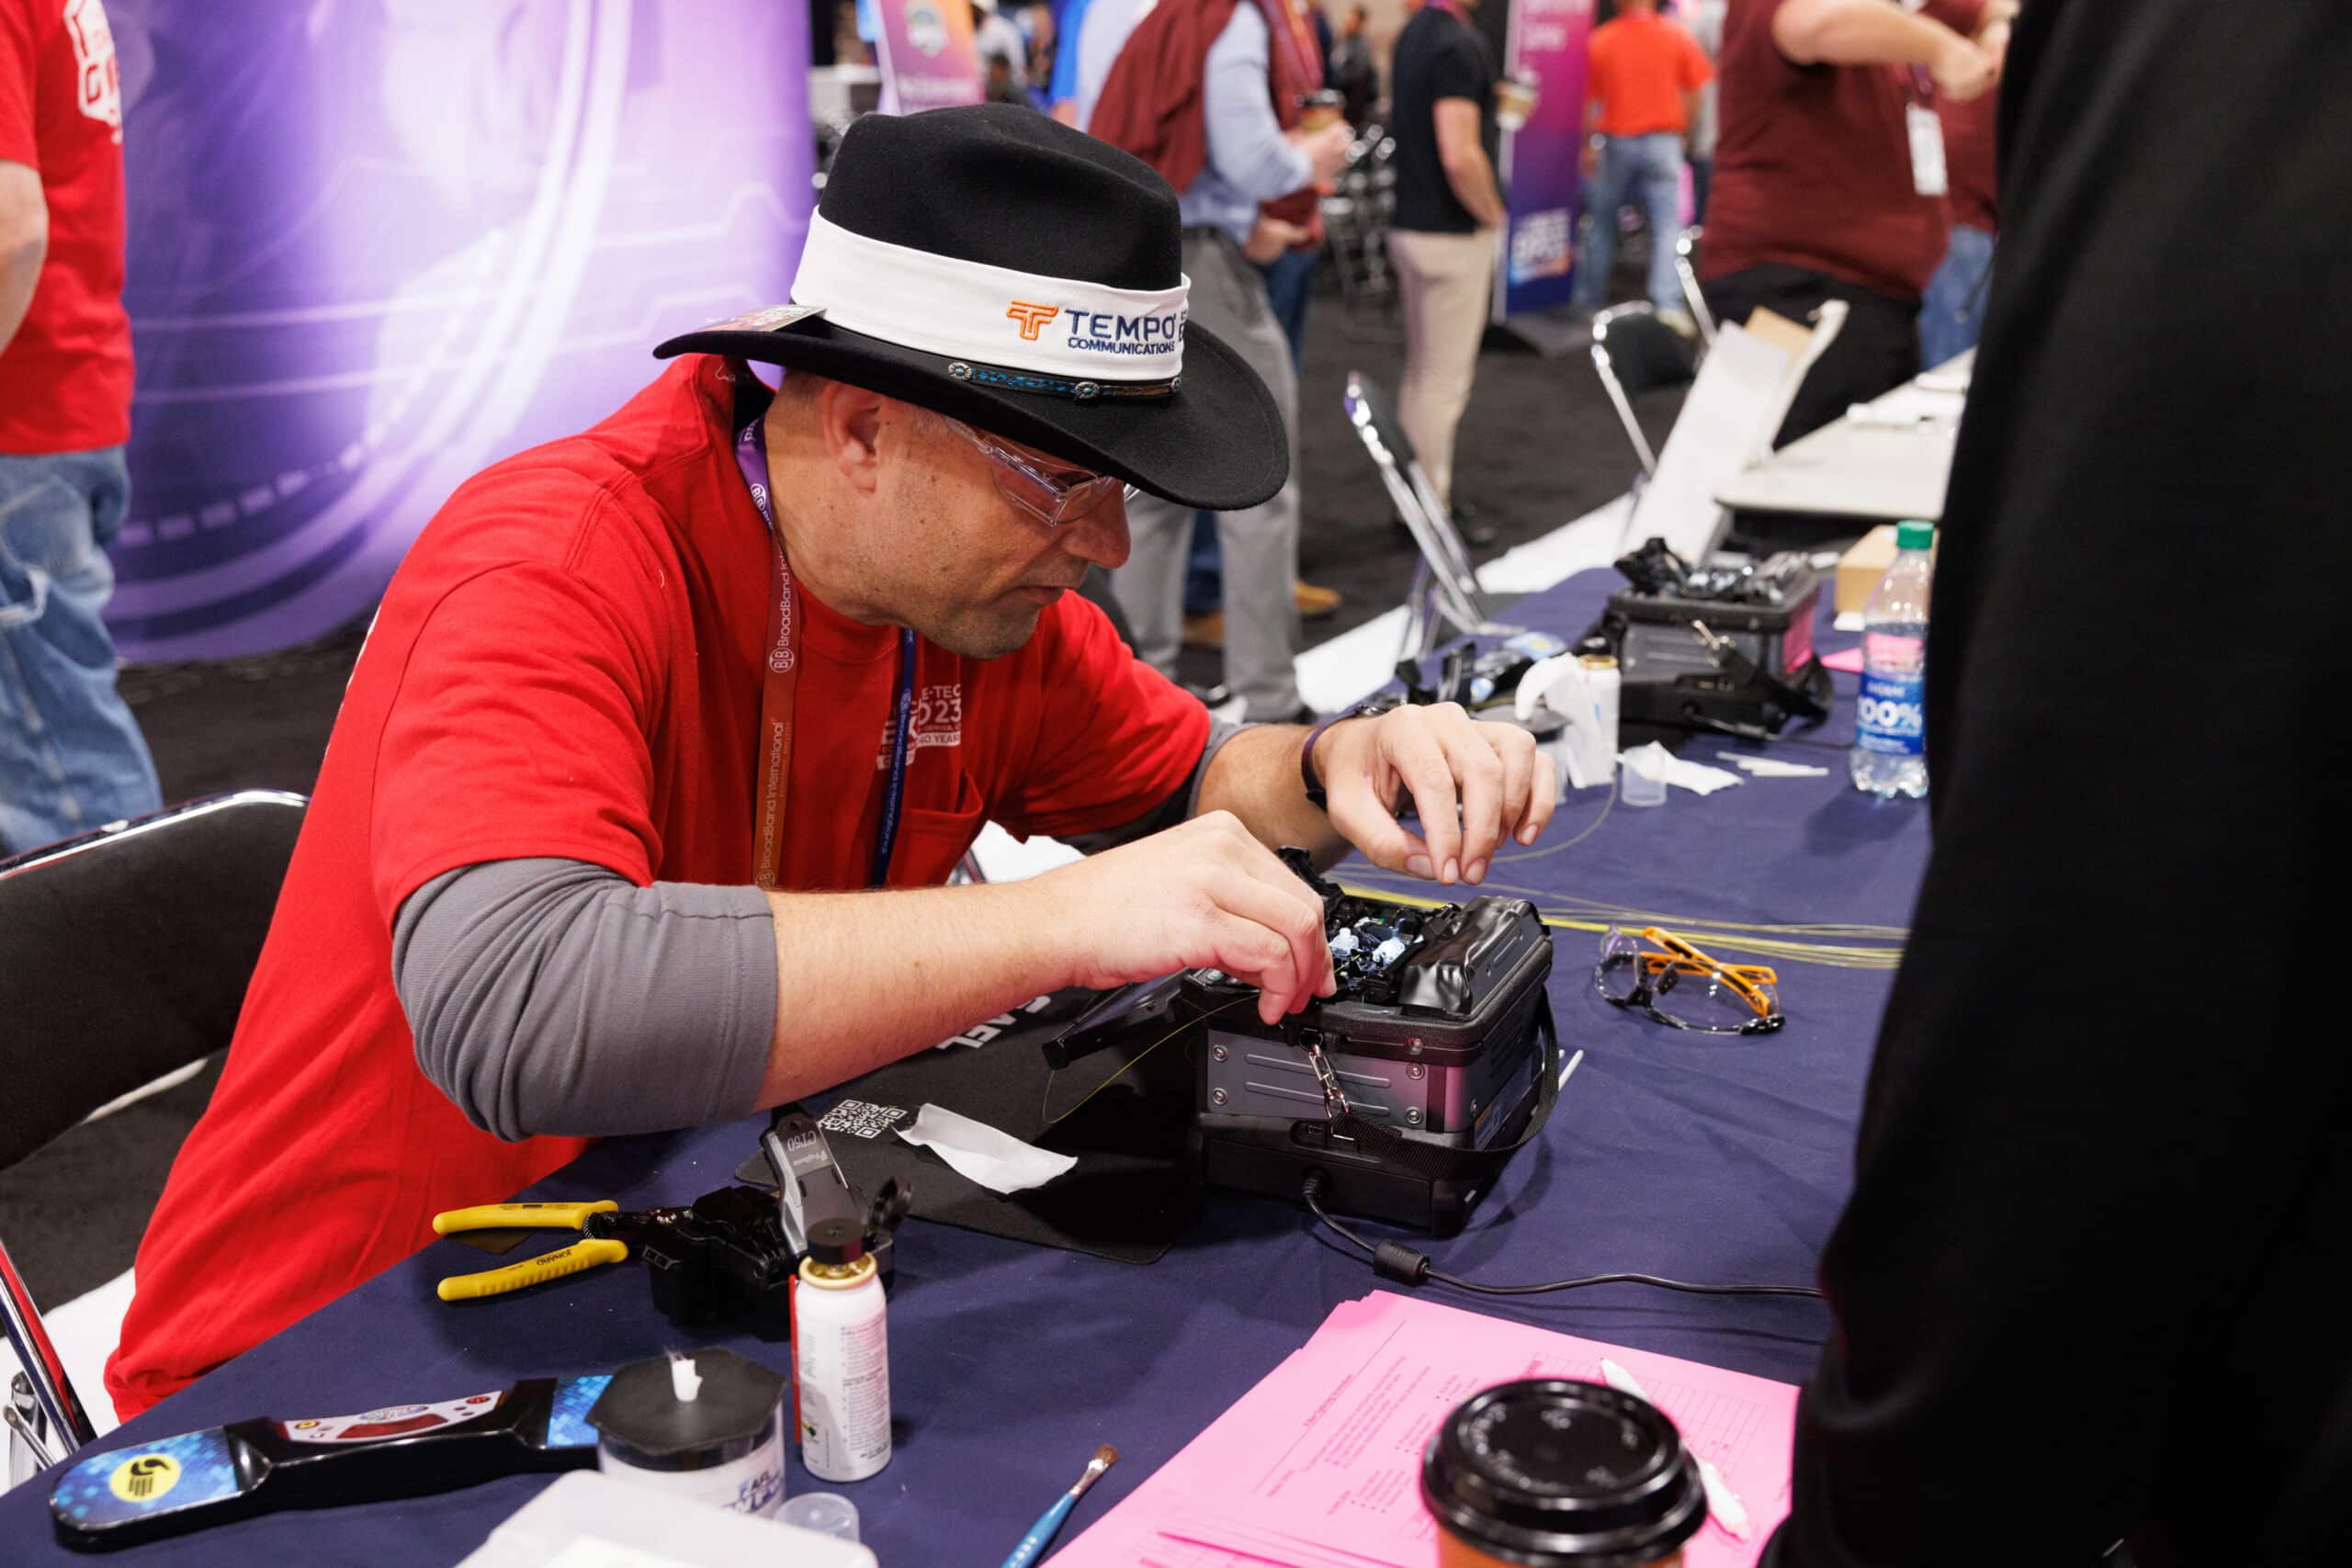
[1717,752,1831,778]
[895,1104,1077,1195]
[1516,654,1614,791]
[1619,741,1745,796]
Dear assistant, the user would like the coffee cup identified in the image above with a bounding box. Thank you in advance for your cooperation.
[1421,1379,1707,1567]
[1495,76,1539,130]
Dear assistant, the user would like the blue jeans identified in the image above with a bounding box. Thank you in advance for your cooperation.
[0,447,162,854]
[1575,132,1686,313]
[1919,222,1996,367]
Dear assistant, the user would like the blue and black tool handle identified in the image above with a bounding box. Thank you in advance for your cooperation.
[49,1372,611,1551]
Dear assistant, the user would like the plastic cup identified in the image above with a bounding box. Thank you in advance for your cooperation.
[1422,1380,1706,1568]
[1620,757,1668,807]
[1299,90,1345,130]
[1495,77,1539,130]
[780,1490,861,1541]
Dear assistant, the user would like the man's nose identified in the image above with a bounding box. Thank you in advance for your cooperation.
[1060,490,1132,570]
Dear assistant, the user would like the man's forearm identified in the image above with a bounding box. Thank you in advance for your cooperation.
[1773,0,1965,67]
[1442,146,1509,230]
[0,228,43,355]
[1195,722,1351,864]
[752,879,1074,1105]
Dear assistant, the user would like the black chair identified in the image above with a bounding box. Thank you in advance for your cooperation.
[1340,371,1521,660]
[1674,226,1717,344]
[1589,301,1702,479]
[1,790,305,1473]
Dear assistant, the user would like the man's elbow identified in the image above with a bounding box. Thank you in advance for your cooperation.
[1,217,45,279]
[1770,0,1852,65]
[411,1012,543,1144]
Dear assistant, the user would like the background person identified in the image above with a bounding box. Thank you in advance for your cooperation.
[1917,80,1995,367]
[1384,0,1507,517]
[1574,0,1713,325]
[1084,0,1351,722]
[1700,0,2008,443]
[0,0,158,856]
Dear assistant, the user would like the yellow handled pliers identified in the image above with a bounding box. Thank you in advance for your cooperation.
[431,1199,654,1302]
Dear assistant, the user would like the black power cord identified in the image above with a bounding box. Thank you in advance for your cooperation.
[1302,1171,1823,1302]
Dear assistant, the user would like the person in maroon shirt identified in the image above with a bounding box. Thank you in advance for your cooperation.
[1700,0,2012,443]
[0,0,158,854]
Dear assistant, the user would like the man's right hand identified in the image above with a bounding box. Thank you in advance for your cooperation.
[1023,811,1335,1025]
[1243,215,1311,264]
[1288,120,1356,189]
[1931,34,2000,100]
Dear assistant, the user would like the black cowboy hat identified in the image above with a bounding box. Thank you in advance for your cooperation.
[653,104,1287,513]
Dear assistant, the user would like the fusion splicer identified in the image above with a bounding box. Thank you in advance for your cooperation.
[1047,852,1559,1236]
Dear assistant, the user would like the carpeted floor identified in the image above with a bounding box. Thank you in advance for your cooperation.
[0,278,1689,1325]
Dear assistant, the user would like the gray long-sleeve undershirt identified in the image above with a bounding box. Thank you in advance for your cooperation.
[394,720,1242,1141]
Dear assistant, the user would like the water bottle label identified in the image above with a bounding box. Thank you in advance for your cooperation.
[1856,671,1926,756]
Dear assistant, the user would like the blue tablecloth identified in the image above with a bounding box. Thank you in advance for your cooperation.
[4,570,1931,1562]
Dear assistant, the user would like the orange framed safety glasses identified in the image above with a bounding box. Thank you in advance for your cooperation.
[1594,926,1784,1035]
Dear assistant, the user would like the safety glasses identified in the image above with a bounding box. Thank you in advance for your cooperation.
[1594,926,1783,1035]
[939,416,1138,527]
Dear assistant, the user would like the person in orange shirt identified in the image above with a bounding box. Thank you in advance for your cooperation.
[1574,0,1713,323]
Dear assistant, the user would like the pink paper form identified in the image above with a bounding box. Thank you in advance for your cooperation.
[1051,1292,1797,1568]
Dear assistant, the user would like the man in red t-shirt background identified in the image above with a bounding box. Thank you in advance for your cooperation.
[1574,0,1713,324]
[1700,0,2012,443]
[0,0,158,854]
[105,106,1557,1420]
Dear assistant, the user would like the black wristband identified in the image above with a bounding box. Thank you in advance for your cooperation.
[1299,704,1385,810]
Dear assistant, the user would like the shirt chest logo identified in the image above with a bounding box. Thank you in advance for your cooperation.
[63,0,121,144]
[881,682,963,766]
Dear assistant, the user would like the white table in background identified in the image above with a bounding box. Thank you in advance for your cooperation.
[1714,350,1973,524]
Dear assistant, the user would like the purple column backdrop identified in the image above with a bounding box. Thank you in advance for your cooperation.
[101,0,814,660]
[1495,0,1592,318]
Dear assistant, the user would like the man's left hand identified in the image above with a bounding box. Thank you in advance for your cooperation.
[1315,704,1556,886]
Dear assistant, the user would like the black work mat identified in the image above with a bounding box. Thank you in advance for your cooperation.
[736,990,1202,1265]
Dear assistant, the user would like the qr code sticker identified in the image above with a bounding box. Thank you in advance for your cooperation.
[819,1100,909,1139]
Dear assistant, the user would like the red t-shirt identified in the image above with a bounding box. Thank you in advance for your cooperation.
[0,0,131,454]
[1940,85,1997,235]
[1701,0,1985,303]
[1586,12,1714,140]
[105,355,1208,1418]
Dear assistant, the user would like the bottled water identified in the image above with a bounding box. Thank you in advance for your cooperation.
[1849,520,1934,798]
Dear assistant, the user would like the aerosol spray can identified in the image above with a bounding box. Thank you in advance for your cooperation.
[793,1219,891,1483]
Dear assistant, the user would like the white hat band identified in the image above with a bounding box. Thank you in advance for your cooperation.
[789,212,1189,385]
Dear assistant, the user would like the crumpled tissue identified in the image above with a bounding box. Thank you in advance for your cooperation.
[1619,741,1744,796]
[896,1104,1077,1195]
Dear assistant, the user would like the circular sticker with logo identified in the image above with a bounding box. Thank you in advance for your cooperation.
[108,1453,180,1504]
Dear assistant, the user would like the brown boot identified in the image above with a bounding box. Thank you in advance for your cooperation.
[1293,580,1342,619]
[1182,611,1224,649]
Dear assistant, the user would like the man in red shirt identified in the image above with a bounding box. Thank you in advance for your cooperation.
[1574,0,1714,322]
[1700,0,2011,443]
[0,0,159,854]
[106,105,1556,1418]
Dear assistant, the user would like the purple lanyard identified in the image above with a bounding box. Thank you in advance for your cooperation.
[732,396,916,891]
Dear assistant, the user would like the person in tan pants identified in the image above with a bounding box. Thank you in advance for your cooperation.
[1385,0,1508,511]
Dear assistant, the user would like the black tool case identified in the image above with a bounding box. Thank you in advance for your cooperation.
[1606,564,1822,728]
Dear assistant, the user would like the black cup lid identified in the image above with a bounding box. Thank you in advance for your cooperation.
[1420,1380,1707,1566]
[586,1348,786,1458]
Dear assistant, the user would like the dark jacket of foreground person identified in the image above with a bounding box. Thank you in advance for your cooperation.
[1763,1,2352,1562]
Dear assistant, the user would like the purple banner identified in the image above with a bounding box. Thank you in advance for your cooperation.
[101,1,815,660]
[874,0,982,114]
[1495,0,1594,318]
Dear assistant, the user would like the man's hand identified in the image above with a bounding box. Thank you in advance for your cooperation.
[1287,120,1355,188]
[1027,811,1335,1025]
[1243,214,1311,264]
[1314,704,1556,886]
[1930,33,1999,99]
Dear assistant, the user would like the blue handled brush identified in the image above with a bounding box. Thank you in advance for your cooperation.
[1000,1443,1120,1568]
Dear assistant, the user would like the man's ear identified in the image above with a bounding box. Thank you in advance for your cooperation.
[818,379,890,494]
